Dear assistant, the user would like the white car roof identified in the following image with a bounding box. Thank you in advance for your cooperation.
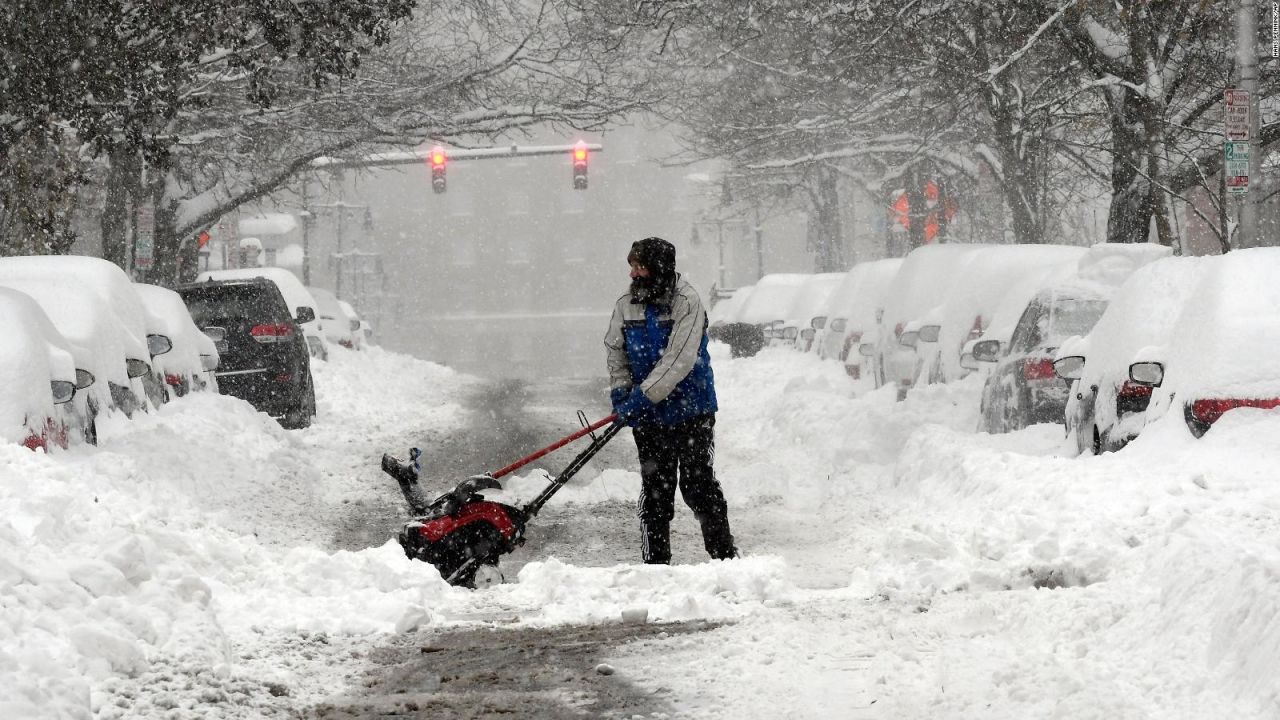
[879,244,993,333]
[784,273,844,322]
[818,258,903,327]
[0,276,145,393]
[934,244,1088,380]
[134,284,209,378]
[1158,248,1280,400]
[0,255,151,364]
[733,274,811,325]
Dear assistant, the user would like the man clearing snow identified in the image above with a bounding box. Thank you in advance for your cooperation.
[604,236,738,564]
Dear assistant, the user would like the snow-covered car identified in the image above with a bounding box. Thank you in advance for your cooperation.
[1128,248,1280,440]
[813,259,902,371]
[135,283,220,398]
[732,274,810,330]
[1053,256,1210,454]
[975,243,1171,434]
[176,276,316,429]
[337,299,366,349]
[781,273,843,352]
[307,286,360,349]
[0,256,157,424]
[976,285,1108,433]
[919,244,1087,385]
[875,244,991,394]
[198,267,327,361]
[0,287,80,451]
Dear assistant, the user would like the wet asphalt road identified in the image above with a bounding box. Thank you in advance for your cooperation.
[322,376,722,719]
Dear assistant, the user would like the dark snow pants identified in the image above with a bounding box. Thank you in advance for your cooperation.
[632,413,737,564]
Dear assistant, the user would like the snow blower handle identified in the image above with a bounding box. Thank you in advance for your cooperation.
[489,414,618,480]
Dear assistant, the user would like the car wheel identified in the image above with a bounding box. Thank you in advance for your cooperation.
[279,380,315,430]
[1091,426,1102,455]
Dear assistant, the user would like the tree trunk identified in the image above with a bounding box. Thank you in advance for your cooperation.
[149,171,187,287]
[1104,90,1156,244]
[814,167,846,271]
[906,168,927,250]
[101,149,141,270]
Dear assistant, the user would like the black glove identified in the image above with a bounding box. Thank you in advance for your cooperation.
[614,386,653,424]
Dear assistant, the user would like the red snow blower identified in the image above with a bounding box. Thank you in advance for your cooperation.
[381,413,623,588]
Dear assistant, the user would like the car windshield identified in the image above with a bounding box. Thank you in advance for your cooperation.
[180,285,288,326]
[1048,298,1107,340]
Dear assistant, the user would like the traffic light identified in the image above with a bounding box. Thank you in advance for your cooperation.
[429,145,447,194]
[571,141,588,190]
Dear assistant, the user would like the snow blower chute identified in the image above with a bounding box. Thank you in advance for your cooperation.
[381,414,622,587]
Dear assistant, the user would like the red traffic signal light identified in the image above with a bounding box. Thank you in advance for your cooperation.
[428,145,447,194]
[571,141,588,190]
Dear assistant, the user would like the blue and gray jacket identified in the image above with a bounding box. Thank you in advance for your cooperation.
[604,275,718,425]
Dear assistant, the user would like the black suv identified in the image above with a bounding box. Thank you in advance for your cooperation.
[175,278,316,429]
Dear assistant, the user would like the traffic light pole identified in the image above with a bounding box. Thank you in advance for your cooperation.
[311,143,604,171]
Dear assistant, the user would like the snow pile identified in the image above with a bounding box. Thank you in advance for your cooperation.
[610,339,1280,718]
[0,347,470,718]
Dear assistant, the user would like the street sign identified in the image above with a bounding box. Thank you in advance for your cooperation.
[1224,89,1250,141]
[1225,141,1250,194]
[135,202,155,269]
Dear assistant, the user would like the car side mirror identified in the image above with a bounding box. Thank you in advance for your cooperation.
[200,353,219,371]
[829,318,847,333]
[295,306,316,324]
[75,369,95,390]
[917,325,940,343]
[959,353,979,371]
[800,328,815,341]
[1129,361,1164,387]
[858,342,876,357]
[126,358,151,379]
[1053,355,1086,380]
[811,316,827,330]
[51,380,75,404]
[972,339,1002,362]
[899,331,919,349]
[147,333,173,357]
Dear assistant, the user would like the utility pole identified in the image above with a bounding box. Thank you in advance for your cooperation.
[753,205,765,280]
[1236,0,1261,248]
[311,199,368,300]
[300,182,312,286]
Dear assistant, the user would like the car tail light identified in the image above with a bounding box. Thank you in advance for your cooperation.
[840,332,863,361]
[276,373,293,383]
[845,364,861,380]
[1022,358,1056,380]
[250,323,295,343]
[1118,381,1153,399]
[1189,398,1280,426]
[339,340,353,349]
[894,322,904,338]
[165,373,183,388]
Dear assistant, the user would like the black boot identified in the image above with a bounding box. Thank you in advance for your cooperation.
[698,515,738,560]
[641,518,672,564]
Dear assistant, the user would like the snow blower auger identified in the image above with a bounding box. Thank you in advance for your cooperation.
[381,413,623,588]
